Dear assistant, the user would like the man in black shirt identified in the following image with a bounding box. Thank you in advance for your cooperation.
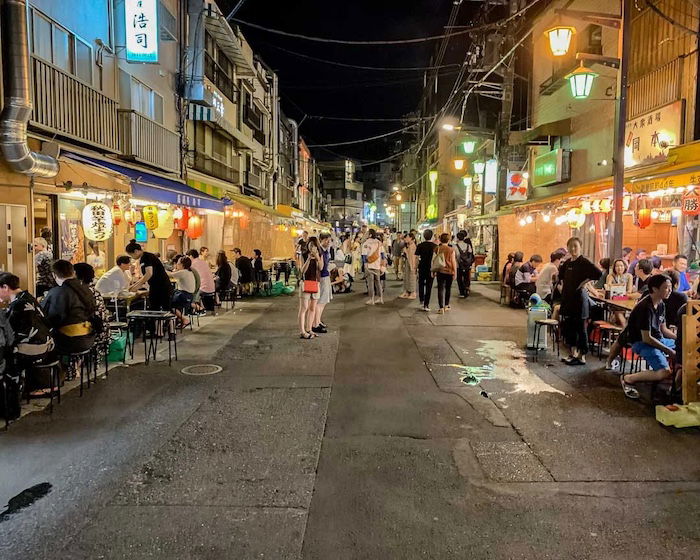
[558,237,601,365]
[633,258,653,296]
[415,229,437,311]
[620,274,676,399]
[662,269,688,330]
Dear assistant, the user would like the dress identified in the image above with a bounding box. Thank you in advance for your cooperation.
[403,244,417,293]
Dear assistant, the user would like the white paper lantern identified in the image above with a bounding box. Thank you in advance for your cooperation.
[154,208,175,239]
[82,202,113,241]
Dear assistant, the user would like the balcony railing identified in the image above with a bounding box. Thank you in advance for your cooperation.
[30,56,119,151]
[190,152,240,184]
[204,52,237,102]
[118,110,180,173]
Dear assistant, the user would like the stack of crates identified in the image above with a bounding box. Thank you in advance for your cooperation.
[475,264,492,282]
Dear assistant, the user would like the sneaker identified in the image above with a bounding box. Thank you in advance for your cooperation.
[311,325,327,334]
[422,306,431,312]
[445,305,451,310]
[620,375,639,399]
[437,308,445,314]
[365,299,375,305]
[458,294,466,298]
[605,358,621,372]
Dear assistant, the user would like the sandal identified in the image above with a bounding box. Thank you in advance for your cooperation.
[299,332,313,339]
[620,374,639,399]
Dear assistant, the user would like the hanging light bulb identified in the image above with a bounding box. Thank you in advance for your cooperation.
[671,208,682,218]
[651,210,660,220]
[542,212,551,223]
[525,215,533,224]
[519,218,527,227]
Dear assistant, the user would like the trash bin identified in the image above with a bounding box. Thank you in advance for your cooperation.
[526,306,549,350]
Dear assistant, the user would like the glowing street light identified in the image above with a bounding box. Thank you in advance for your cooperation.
[462,140,477,154]
[473,160,486,175]
[566,66,598,99]
[392,185,399,191]
[545,26,575,56]
[453,159,465,171]
[442,123,455,131]
[396,193,402,201]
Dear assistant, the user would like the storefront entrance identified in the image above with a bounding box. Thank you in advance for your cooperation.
[0,204,29,287]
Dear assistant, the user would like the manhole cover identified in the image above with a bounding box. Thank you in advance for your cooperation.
[180,364,222,376]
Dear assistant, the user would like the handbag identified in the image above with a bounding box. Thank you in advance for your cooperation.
[303,280,320,293]
[431,250,446,272]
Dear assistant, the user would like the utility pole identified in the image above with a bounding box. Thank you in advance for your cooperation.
[609,0,632,259]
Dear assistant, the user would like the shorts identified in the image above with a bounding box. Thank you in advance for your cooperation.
[319,276,332,305]
[299,284,320,300]
[631,337,675,371]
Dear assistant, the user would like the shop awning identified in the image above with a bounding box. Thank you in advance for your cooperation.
[509,118,572,146]
[229,193,284,217]
[64,152,225,211]
[275,204,307,219]
[187,104,256,151]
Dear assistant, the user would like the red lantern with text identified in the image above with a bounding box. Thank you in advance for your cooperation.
[113,203,122,226]
[186,214,204,239]
[681,189,700,216]
[637,208,652,229]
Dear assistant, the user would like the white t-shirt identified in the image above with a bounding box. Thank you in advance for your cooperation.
[95,266,129,295]
[362,238,384,271]
[171,269,196,293]
[535,262,558,298]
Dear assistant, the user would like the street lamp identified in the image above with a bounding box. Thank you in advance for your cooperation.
[462,140,477,154]
[442,123,455,131]
[545,26,575,56]
[566,65,598,99]
[453,158,465,171]
[473,160,486,174]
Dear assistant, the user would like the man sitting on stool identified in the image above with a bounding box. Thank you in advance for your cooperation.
[515,254,542,296]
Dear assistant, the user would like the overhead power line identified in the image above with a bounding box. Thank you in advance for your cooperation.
[307,123,418,147]
[261,42,462,71]
[307,115,431,123]
[282,70,461,90]
[645,0,700,36]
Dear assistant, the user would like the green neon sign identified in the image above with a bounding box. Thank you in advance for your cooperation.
[533,149,563,188]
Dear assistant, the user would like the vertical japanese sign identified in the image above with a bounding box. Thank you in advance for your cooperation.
[506,171,528,201]
[125,0,159,63]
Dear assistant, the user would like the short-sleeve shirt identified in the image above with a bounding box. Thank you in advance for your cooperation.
[678,271,690,292]
[140,252,170,291]
[415,241,436,272]
[515,262,537,286]
[558,256,600,314]
[664,290,688,328]
[628,296,665,344]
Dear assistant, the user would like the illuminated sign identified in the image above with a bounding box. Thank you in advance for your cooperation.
[533,149,566,188]
[484,159,498,194]
[125,0,159,63]
[212,90,224,118]
[624,100,684,168]
[506,171,528,201]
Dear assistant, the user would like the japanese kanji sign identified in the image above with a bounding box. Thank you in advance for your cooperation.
[82,203,113,241]
[125,0,159,63]
[681,190,700,216]
[624,100,684,169]
[506,171,528,201]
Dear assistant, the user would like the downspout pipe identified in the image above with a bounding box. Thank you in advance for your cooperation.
[0,0,59,177]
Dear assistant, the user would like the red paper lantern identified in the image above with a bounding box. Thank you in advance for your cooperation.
[174,207,189,230]
[113,203,122,226]
[637,208,652,229]
[186,214,204,239]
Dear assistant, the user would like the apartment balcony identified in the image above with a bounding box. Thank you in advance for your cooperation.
[190,152,240,184]
[30,56,119,151]
[118,110,180,173]
[245,169,261,191]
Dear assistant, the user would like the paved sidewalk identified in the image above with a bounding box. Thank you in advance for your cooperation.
[0,282,698,559]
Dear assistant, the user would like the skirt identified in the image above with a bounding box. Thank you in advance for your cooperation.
[403,268,416,292]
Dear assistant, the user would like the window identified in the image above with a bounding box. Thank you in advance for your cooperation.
[130,77,164,124]
[30,8,93,85]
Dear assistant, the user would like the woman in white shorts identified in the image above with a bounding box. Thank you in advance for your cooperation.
[298,237,321,339]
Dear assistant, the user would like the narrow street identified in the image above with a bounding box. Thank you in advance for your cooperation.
[1,282,698,559]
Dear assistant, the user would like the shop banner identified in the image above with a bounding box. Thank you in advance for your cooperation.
[131,182,224,211]
[625,100,684,168]
[506,171,528,201]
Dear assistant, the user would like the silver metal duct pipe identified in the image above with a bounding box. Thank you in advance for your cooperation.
[0,0,59,177]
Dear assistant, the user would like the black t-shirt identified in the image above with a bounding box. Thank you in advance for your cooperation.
[558,256,600,314]
[628,296,665,344]
[415,241,436,271]
[140,251,170,289]
[664,290,688,328]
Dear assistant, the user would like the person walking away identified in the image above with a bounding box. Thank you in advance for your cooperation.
[416,229,437,311]
[515,254,542,296]
[619,274,677,399]
[454,231,474,298]
[33,237,55,297]
[312,233,333,332]
[558,237,601,365]
[233,248,254,296]
[95,255,131,296]
[0,272,54,417]
[536,251,564,303]
[362,229,385,305]
[298,237,322,338]
[399,233,418,299]
[214,250,232,303]
[433,233,458,314]
[392,234,406,281]
[126,241,173,312]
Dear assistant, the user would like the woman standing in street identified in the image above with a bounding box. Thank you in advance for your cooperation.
[400,233,417,299]
[433,233,458,314]
[298,237,322,339]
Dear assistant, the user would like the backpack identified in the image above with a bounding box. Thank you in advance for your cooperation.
[431,249,446,272]
[456,243,474,269]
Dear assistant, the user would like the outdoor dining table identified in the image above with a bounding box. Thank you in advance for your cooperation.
[590,295,638,313]
[125,310,178,366]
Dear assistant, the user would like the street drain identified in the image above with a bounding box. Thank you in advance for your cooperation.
[180,364,222,376]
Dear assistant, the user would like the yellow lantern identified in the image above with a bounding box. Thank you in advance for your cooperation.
[600,199,612,213]
[567,208,585,229]
[142,205,159,230]
[82,202,113,241]
[581,200,592,215]
[622,195,631,211]
[545,26,575,57]
[591,199,601,213]
[154,208,174,239]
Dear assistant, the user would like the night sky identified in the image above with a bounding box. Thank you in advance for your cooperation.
[218,0,482,162]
